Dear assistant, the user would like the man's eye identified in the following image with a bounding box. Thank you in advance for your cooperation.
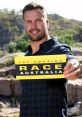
[27,21,31,23]
[24,20,31,24]
[36,19,42,23]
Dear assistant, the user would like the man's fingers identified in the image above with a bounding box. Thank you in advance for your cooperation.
[64,59,80,74]
[64,67,80,80]
[64,59,80,80]
[64,63,74,74]
[64,60,74,71]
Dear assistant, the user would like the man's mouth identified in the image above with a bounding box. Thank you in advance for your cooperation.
[30,29,40,35]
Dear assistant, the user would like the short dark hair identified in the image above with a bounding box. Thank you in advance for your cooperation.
[22,2,47,19]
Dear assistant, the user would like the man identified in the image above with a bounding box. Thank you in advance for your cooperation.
[20,2,80,117]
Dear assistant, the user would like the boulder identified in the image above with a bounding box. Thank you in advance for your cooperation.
[67,79,82,106]
[0,65,15,77]
[0,79,11,96]
[67,101,82,116]
[0,78,22,96]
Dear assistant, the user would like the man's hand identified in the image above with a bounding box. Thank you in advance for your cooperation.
[64,59,80,80]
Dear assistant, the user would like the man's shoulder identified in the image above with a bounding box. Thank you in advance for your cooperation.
[51,38,71,51]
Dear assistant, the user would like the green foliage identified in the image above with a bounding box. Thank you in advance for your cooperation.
[71,42,82,48]
[55,29,75,45]
[0,49,3,57]
[15,33,28,52]
[21,33,29,41]
[8,37,28,53]
[8,42,16,53]
[16,39,28,52]
[10,26,19,33]
[58,35,74,45]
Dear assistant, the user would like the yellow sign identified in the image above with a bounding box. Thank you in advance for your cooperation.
[14,54,66,80]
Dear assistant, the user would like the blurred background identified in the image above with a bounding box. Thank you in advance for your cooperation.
[0,0,82,117]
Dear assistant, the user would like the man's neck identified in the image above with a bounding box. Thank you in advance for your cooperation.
[31,36,50,54]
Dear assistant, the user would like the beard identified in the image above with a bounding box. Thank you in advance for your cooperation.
[28,31,46,42]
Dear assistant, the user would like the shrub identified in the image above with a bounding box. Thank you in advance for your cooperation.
[58,35,74,46]
[8,42,16,53]
[16,39,28,52]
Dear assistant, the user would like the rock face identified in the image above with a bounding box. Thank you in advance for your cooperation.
[0,22,12,46]
[67,79,82,106]
[67,101,82,117]
[65,78,82,117]
[0,79,22,96]
[0,53,23,116]
[0,69,21,116]
[0,18,24,47]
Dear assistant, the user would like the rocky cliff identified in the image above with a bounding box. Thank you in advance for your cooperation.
[0,14,24,48]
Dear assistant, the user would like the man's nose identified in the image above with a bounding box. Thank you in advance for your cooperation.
[31,22,36,29]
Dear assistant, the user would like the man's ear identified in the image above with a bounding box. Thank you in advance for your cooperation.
[46,19,49,29]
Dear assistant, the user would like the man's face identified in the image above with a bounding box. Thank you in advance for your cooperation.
[23,9,49,41]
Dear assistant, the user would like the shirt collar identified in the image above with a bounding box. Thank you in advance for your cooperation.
[39,38,57,50]
[27,38,57,52]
